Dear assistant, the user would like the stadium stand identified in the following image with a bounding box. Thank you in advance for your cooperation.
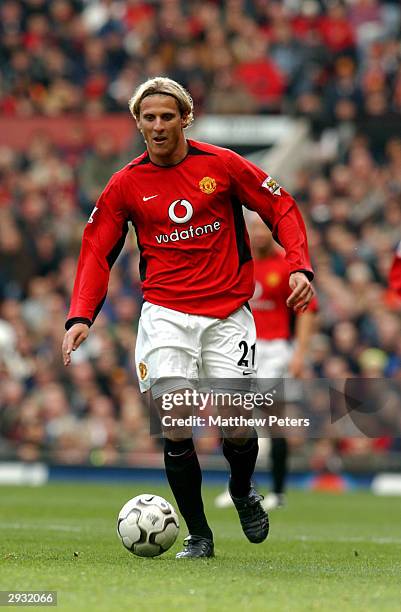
[0,0,400,470]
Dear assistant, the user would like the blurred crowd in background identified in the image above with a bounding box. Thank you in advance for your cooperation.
[0,0,401,467]
[1,0,401,119]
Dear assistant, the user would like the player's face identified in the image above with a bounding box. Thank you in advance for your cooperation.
[136,95,188,166]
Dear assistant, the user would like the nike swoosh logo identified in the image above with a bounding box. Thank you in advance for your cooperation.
[167,450,189,457]
[143,195,158,201]
[242,371,253,376]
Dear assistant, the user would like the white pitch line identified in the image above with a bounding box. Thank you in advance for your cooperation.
[1,524,400,544]
[0,522,82,532]
[275,534,401,545]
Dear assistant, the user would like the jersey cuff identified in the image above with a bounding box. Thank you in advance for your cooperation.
[290,269,314,281]
[65,317,92,331]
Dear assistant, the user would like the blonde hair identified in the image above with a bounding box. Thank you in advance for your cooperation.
[129,77,194,128]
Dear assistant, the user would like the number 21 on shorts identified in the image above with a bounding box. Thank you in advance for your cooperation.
[237,341,256,368]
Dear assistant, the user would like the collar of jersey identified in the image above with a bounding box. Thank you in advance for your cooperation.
[146,140,190,168]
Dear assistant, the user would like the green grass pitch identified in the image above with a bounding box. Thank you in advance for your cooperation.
[1,483,401,611]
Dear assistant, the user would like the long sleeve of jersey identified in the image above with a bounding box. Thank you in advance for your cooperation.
[65,177,129,329]
[227,150,313,280]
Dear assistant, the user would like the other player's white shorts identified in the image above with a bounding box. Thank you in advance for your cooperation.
[135,302,257,395]
[257,338,302,401]
[257,339,293,379]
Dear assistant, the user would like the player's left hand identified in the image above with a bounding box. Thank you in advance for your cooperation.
[287,272,313,313]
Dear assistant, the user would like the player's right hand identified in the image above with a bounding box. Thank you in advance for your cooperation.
[62,323,90,366]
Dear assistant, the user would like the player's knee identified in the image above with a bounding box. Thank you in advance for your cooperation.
[223,427,258,446]
[151,378,194,401]
[163,430,193,442]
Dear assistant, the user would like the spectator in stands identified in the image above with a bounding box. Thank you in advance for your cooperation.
[78,132,121,210]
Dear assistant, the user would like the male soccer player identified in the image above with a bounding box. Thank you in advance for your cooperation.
[389,241,401,297]
[215,215,317,510]
[62,77,314,558]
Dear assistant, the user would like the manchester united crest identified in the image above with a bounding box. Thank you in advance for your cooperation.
[138,362,148,381]
[199,176,217,194]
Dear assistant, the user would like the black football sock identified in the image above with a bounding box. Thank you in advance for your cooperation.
[270,437,288,495]
[223,432,259,498]
[164,438,213,541]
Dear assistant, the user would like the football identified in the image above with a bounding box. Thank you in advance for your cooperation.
[117,494,179,557]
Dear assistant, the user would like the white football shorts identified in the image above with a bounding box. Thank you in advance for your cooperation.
[256,338,302,401]
[135,302,257,396]
[256,339,293,379]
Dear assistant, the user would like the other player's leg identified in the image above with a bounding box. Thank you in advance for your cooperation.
[263,437,287,510]
[256,339,291,511]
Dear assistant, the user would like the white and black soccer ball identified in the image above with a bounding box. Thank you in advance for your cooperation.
[117,494,179,557]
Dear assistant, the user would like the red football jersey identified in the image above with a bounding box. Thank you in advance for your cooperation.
[389,242,401,297]
[251,250,317,340]
[66,140,313,328]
